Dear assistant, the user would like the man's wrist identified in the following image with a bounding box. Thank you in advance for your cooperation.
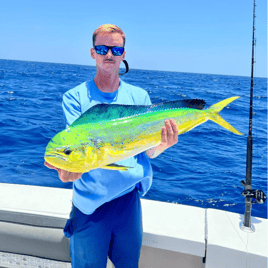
[145,145,166,159]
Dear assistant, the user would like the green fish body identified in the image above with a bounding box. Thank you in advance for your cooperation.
[44,96,242,173]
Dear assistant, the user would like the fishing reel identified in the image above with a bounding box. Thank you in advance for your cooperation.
[240,180,267,204]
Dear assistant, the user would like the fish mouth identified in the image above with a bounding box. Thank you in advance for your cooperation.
[45,153,67,161]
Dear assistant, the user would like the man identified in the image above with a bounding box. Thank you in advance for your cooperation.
[45,24,178,268]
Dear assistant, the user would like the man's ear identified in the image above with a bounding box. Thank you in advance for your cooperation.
[122,50,126,60]
[90,48,96,59]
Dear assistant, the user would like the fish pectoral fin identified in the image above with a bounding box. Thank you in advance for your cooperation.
[101,163,134,171]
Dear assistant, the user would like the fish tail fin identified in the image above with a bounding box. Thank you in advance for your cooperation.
[208,96,244,135]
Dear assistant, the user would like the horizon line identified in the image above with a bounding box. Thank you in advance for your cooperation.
[0,58,267,79]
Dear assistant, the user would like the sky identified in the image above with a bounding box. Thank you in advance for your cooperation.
[0,0,267,77]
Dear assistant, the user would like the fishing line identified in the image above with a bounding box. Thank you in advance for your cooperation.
[254,38,257,80]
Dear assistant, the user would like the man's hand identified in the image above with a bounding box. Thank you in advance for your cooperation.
[146,119,179,159]
[159,119,178,150]
[44,161,83,182]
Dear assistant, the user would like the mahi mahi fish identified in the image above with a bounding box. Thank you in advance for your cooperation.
[44,96,242,173]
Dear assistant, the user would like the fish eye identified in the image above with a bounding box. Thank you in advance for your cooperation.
[63,148,72,155]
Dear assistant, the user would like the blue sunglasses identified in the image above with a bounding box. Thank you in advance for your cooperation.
[94,45,124,56]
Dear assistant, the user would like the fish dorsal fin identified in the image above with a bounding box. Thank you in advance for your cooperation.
[71,99,206,127]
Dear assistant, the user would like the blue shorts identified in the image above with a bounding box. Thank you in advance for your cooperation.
[63,188,143,268]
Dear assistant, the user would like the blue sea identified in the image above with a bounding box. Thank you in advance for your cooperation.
[0,59,267,219]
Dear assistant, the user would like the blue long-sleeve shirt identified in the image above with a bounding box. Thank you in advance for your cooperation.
[62,79,153,215]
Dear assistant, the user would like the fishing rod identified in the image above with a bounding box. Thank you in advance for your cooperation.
[240,0,266,232]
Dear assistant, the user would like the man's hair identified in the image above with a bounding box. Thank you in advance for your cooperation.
[92,24,126,48]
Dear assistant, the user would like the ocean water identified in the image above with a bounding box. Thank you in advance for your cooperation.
[0,59,267,219]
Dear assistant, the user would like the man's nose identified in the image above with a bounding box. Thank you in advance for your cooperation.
[106,49,113,57]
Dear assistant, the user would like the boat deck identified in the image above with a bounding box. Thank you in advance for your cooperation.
[0,183,267,268]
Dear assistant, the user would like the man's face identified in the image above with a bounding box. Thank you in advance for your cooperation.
[91,32,126,74]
